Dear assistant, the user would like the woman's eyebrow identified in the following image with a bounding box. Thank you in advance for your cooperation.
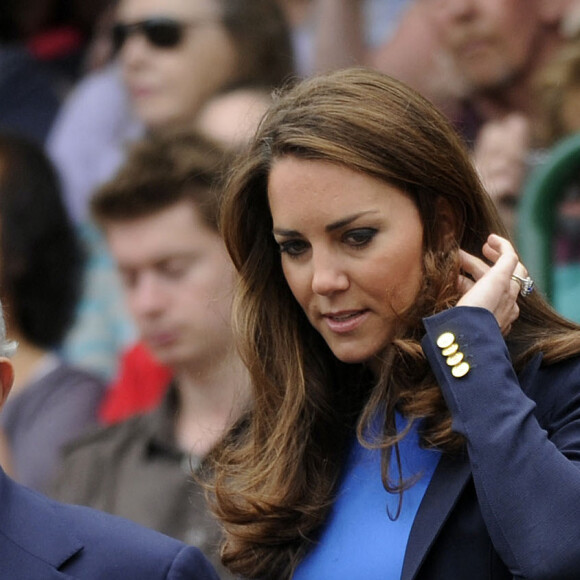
[272,226,300,237]
[273,211,377,237]
[324,210,376,232]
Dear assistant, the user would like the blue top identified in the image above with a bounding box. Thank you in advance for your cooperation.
[293,414,440,579]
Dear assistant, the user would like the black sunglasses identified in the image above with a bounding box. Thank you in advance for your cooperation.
[111,17,213,53]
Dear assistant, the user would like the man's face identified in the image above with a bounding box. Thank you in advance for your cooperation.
[428,0,546,93]
[106,198,235,370]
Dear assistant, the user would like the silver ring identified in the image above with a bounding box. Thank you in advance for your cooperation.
[511,274,534,297]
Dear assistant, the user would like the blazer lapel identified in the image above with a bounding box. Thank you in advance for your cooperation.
[401,452,471,580]
[401,353,543,580]
[0,469,84,576]
[0,547,77,579]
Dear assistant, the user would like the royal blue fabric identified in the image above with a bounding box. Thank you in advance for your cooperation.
[0,467,219,579]
[293,414,440,579]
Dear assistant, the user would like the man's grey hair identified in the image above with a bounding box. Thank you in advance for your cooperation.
[0,302,17,358]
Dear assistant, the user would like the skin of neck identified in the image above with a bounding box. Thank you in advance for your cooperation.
[172,348,250,457]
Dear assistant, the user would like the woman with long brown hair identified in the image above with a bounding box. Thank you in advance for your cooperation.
[210,67,580,579]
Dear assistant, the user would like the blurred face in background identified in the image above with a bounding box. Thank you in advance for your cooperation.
[106,198,236,371]
[428,0,552,94]
[114,0,239,131]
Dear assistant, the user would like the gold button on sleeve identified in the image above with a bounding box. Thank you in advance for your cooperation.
[437,332,455,349]
[441,343,459,357]
[446,352,464,366]
[451,361,470,378]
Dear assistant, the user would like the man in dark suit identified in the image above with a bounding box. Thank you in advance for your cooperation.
[0,302,219,580]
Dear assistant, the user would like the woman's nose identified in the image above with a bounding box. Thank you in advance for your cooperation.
[311,252,349,296]
[119,33,150,69]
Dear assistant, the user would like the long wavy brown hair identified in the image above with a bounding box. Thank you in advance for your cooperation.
[208,68,580,579]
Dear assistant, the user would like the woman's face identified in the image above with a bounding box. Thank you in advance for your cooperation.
[268,157,424,371]
[115,0,238,131]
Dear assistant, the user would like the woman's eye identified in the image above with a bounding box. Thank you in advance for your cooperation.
[278,240,308,257]
[344,228,377,247]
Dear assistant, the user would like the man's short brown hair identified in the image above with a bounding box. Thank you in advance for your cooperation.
[91,131,232,232]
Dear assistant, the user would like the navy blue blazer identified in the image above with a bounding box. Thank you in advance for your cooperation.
[401,307,580,580]
[0,467,219,579]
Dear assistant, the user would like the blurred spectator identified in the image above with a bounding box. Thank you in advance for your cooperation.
[474,11,580,237]
[427,0,573,138]
[521,31,580,321]
[0,1,62,145]
[421,0,580,237]
[2,0,113,93]
[0,0,114,145]
[52,132,249,580]
[0,133,105,494]
[0,45,61,145]
[100,84,273,425]
[48,62,138,226]
[49,0,294,224]
[533,33,580,148]
[310,0,467,119]
[472,112,531,236]
[49,0,295,384]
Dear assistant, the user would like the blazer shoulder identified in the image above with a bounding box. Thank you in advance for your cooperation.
[0,471,219,579]
[54,501,220,579]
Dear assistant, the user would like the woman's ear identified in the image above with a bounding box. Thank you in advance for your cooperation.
[0,359,14,409]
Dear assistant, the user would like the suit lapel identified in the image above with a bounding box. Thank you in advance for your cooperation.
[0,469,84,575]
[0,547,76,579]
[401,353,543,580]
[401,453,471,580]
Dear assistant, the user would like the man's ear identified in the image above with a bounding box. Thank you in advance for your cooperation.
[0,359,14,408]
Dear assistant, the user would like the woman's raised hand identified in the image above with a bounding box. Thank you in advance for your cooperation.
[456,234,527,334]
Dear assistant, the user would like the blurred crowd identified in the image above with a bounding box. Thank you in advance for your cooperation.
[1,0,580,576]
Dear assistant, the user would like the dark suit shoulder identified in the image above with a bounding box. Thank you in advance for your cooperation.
[0,471,219,579]
[55,501,219,579]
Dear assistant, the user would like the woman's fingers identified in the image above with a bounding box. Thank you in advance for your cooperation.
[457,273,475,296]
[457,234,523,334]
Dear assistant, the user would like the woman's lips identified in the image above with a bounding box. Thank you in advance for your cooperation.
[129,85,155,100]
[322,310,369,334]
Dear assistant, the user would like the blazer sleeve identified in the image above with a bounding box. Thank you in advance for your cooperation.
[422,306,580,580]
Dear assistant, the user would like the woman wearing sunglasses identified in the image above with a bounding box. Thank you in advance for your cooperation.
[47,0,295,388]
[49,0,294,225]
[113,0,293,132]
